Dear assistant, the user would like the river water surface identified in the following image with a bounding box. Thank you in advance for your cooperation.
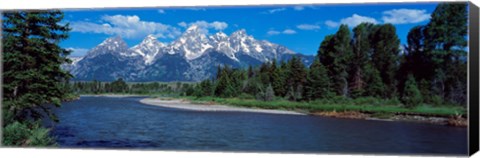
[45,96,467,155]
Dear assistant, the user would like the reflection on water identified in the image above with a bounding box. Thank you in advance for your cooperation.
[45,96,467,155]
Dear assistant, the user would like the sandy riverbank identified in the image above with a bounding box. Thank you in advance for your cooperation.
[141,98,467,126]
[81,94,148,98]
[140,98,305,115]
[86,96,466,127]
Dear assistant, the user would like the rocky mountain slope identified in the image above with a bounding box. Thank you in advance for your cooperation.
[66,25,314,82]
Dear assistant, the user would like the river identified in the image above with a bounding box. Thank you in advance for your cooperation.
[44,96,467,155]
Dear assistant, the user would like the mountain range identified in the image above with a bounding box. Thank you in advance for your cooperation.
[65,25,314,82]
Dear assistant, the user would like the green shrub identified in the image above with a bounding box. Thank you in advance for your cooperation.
[352,97,380,106]
[3,121,30,146]
[28,126,55,147]
[401,75,423,108]
[384,97,401,106]
[238,93,255,100]
[3,121,55,146]
[329,96,352,104]
[429,95,444,106]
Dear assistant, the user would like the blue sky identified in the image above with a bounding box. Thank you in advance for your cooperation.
[61,2,438,57]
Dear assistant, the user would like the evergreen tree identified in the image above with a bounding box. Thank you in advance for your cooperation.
[3,10,72,124]
[286,56,307,90]
[259,62,271,85]
[424,2,467,104]
[264,84,275,101]
[194,80,214,97]
[2,10,72,146]
[398,25,431,95]
[305,58,331,100]
[256,84,275,101]
[370,24,400,97]
[349,23,375,98]
[364,64,386,98]
[215,68,234,97]
[271,63,286,96]
[402,74,423,108]
[318,25,352,97]
[111,78,128,93]
[247,65,254,78]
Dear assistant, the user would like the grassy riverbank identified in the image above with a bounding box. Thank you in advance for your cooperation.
[80,93,465,117]
[168,96,466,117]
[78,93,467,126]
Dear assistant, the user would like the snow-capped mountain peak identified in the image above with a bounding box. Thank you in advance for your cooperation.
[85,36,142,58]
[65,27,314,82]
[231,29,247,37]
[170,24,212,60]
[98,36,127,49]
[131,34,166,64]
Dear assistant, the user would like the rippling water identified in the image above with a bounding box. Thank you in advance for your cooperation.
[44,96,467,155]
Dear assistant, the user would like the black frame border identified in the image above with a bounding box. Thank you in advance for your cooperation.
[469,1,479,156]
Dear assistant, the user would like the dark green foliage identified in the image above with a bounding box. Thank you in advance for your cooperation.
[371,24,400,97]
[195,80,214,97]
[425,3,467,51]
[214,66,237,98]
[2,10,73,146]
[3,121,55,146]
[71,80,192,96]
[349,23,376,98]
[185,84,196,96]
[402,75,423,108]
[242,77,262,95]
[254,84,274,101]
[318,25,352,97]
[264,84,275,101]
[3,10,72,124]
[305,58,331,100]
[364,64,386,97]
[399,2,467,105]
[110,78,128,93]
[286,56,307,89]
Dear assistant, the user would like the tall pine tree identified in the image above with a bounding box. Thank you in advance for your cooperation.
[306,58,331,100]
[370,24,400,98]
[3,11,72,124]
[349,23,375,98]
[318,25,352,97]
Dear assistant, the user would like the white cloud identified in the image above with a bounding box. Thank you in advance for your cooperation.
[185,20,228,34]
[265,8,286,14]
[293,6,304,11]
[186,7,206,11]
[382,9,430,24]
[324,20,339,28]
[282,29,297,34]
[296,24,320,30]
[70,15,181,39]
[67,47,89,57]
[267,30,281,35]
[293,5,316,11]
[340,14,378,27]
[210,21,228,30]
[158,9,165,14]
[267,29,296,35]
[178,22,187,27]
[325,14,378,28]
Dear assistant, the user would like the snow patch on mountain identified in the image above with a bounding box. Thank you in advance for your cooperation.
[66,25,312,82]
